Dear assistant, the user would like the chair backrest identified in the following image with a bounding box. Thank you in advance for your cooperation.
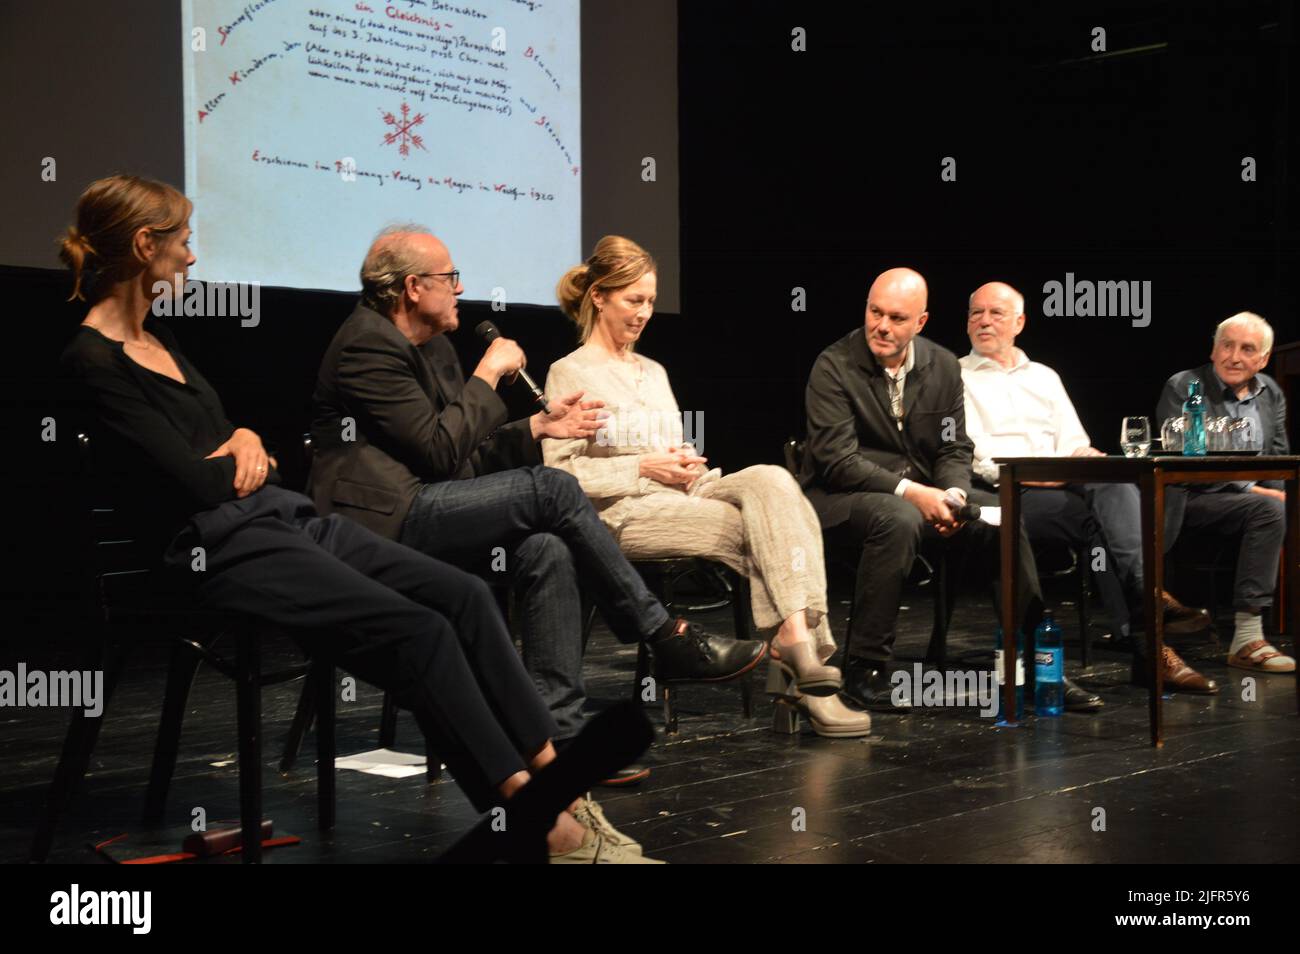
[783,438,806,477]
[71,433,158,617]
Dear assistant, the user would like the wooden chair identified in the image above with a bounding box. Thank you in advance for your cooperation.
[31,433,335,864]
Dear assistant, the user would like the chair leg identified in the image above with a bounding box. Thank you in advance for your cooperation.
[313,659,335,831]
[279,669,316,774]
[425,740,441,782]
[1077,556,1091,668]
[926,555,951,665]
[662,684,678,735]
[30,642,125,863]
[142,641,204,822]
[633,641,651,702]
[379,691,398,748]
[235,630,262,863]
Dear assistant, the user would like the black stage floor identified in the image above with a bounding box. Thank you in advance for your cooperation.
[4,578,1297,865]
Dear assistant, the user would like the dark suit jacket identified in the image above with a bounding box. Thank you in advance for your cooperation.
[309,304,540,539]
[800,329,974,528]
[1156,362,1290,490]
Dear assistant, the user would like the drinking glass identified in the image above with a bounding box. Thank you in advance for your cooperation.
[1121,417,1152,458]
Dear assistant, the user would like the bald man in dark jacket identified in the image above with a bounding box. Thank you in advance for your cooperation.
[801,268,1099,714]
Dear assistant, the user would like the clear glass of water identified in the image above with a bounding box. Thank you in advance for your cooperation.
[1228,417,1260,453]
[1121,416,1152,457]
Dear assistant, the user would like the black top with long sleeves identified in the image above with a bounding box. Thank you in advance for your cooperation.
[59,320,280,559]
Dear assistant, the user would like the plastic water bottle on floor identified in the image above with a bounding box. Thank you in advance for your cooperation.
[993,627,1024,722]
[1034,613,1064,717]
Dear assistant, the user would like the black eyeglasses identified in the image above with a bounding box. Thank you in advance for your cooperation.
[417,270,460,287]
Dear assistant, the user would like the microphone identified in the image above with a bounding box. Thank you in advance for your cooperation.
[943,493,981,523]
[475,320,550,414]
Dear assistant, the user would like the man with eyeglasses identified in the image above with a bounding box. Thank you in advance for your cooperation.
[308,225,767,808]
[960,281,1218,694]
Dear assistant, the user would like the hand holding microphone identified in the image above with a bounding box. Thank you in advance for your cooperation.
[473,320,550,414]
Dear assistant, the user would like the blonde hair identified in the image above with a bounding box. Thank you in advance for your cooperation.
[1215,311,1274,355]
[556,235,657,345]
[58,174,192,302]
[360,222,433,315]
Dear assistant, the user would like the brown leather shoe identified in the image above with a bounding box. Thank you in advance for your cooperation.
[1133,645,1218,694]
[1161,590,1212,635]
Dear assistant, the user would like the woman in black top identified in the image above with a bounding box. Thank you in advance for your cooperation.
[57,174,617,860]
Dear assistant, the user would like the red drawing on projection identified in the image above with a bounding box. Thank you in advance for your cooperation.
[380,102,427,158]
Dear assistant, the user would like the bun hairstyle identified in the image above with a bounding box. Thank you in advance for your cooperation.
[555,235,656,345]
[58,174,192,302]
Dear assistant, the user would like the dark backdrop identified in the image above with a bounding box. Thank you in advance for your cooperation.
[4,0,1296,648]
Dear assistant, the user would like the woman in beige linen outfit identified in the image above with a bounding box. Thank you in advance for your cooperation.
[543,236,869,737]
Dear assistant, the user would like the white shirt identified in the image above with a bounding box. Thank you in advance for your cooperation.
[959,347,1091,486]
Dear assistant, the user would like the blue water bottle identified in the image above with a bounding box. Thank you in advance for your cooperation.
[993,627,1024,723]
[1034,613,1064,717]
[1182,380,1206,456]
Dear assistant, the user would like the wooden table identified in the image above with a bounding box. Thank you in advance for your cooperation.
[994,455,1300,746]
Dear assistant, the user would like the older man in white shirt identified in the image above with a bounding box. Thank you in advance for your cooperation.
[960,282,1217,694]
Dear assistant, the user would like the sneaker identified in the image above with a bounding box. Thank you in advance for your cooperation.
[574,795,641,854]
[549,826,665,864]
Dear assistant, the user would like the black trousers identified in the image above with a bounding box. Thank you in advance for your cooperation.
[823,487,1043,664]
[169,486,558,812]
[1172,489,1285,611]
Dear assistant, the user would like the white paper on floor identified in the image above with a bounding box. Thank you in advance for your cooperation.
[335,748,435,779]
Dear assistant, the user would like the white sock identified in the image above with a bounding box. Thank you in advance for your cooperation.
[1230,611,1265,655]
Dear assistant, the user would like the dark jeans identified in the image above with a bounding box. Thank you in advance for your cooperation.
[400,465,670,741]
[1170,489,1285,611]
[823,487,1043,664]
[1020,485,1130,634]
[174,486,558,813]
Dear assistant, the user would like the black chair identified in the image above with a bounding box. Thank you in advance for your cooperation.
[582,559,756,735]
[32,433,335,864]
[279,434,441,782]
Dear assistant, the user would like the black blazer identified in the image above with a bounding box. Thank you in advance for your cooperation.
[309,304,539,539]
[800,329,974,528]
[1156,362,1290,489]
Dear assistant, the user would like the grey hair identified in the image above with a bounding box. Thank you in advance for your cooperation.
[1215,311,1274,355]
[360,222,434,314]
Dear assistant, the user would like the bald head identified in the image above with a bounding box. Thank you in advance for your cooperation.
[967,281,1026,367]
[869,267,929,313]
[865,267,929,368]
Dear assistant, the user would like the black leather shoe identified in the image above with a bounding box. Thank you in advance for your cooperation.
[1063,677,1103,712]
[648,619,767,683]
[841,661,911,713]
